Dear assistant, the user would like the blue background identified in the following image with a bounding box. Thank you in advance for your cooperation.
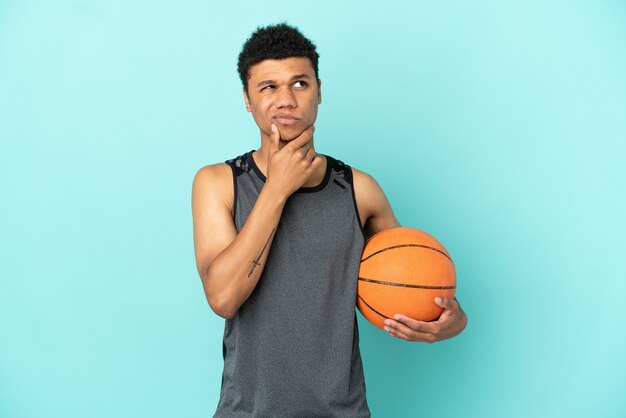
[1,1,625,417]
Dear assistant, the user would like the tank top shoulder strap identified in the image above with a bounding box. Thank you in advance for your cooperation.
[325,155,354,186]
[225,149,254,177]
[325,154,365,238]
[224,150,255,223]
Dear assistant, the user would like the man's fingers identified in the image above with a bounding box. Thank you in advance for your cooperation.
[304,147,319,164]
[384,321,436,343]
[298,142,311,157]
[434,297,459,311]
[392,329,434,342]
[301,144,313,161]
[311,155,323,169]
[299,131,316,159]
[390,314,438,334]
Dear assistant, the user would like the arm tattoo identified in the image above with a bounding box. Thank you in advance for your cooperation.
[248,227,276,278]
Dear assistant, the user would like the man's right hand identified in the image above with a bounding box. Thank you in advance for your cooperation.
[265,123,323,199]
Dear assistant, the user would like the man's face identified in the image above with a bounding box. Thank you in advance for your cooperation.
[243,57,322,141]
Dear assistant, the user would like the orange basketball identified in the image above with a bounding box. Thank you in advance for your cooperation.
[357,226,456,330]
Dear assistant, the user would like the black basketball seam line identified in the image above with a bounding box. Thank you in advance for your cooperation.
[357,295,390,320]
[358,277,456,289]
[360,244,454,264]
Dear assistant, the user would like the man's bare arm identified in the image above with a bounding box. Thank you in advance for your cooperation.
[352,167,401,238]
[192,124,322,319]
[352,167,468,341]
[192,164,285,319]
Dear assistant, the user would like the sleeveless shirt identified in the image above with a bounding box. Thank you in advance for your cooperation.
[213,150,370,418]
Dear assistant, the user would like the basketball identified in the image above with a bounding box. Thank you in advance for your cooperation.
[356,226,456,330]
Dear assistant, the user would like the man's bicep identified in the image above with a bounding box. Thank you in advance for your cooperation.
[352,168,401,239]
[191,164,237,281]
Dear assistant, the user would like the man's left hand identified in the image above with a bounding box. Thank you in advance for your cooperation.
[383,297,468,343]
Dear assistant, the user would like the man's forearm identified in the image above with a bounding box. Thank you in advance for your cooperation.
[203,183,286,318]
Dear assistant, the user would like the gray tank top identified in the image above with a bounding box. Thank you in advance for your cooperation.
[213,150,370,418]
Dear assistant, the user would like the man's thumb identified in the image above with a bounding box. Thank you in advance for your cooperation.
[434,297,448,308]
[269,123,280,152]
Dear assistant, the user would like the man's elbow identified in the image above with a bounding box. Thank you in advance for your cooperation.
[214,298,238,320]
[202,270,238,320]
[204,290,237,319]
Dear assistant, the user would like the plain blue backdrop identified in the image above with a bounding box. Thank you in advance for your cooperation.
[1,1,625,417]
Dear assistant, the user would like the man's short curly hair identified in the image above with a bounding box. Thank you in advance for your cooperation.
[237,22,320,95]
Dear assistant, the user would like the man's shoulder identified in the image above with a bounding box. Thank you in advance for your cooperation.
[194,150,251,182]
[349,165,385,207]
[348,165,376,188]
[192,160,236,216]
[194,161,230,182]
[192,157,238,201]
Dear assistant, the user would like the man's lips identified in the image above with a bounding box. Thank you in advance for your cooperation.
[273,114,300,125]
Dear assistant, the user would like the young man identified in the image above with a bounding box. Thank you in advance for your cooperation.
[192,23,467,417]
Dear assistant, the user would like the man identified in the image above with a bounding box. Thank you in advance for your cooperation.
[191,22,467,417]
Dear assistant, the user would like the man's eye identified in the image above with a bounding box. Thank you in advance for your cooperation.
[261,85,275,91]
[293,81,307,88]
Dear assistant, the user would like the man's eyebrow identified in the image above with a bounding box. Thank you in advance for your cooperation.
[255,74,312,88]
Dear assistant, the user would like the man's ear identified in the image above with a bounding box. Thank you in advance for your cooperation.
[243,88,251,112]
[317,79,322,104]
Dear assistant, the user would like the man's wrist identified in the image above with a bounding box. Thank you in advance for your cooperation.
[261,181,288,206]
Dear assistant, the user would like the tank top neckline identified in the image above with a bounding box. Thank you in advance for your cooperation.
[246,149,333,194]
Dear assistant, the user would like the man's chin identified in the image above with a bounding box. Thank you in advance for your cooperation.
[276,125,305,142]
[279,134,299,142]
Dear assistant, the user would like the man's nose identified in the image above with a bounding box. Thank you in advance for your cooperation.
[274,86,296,108]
